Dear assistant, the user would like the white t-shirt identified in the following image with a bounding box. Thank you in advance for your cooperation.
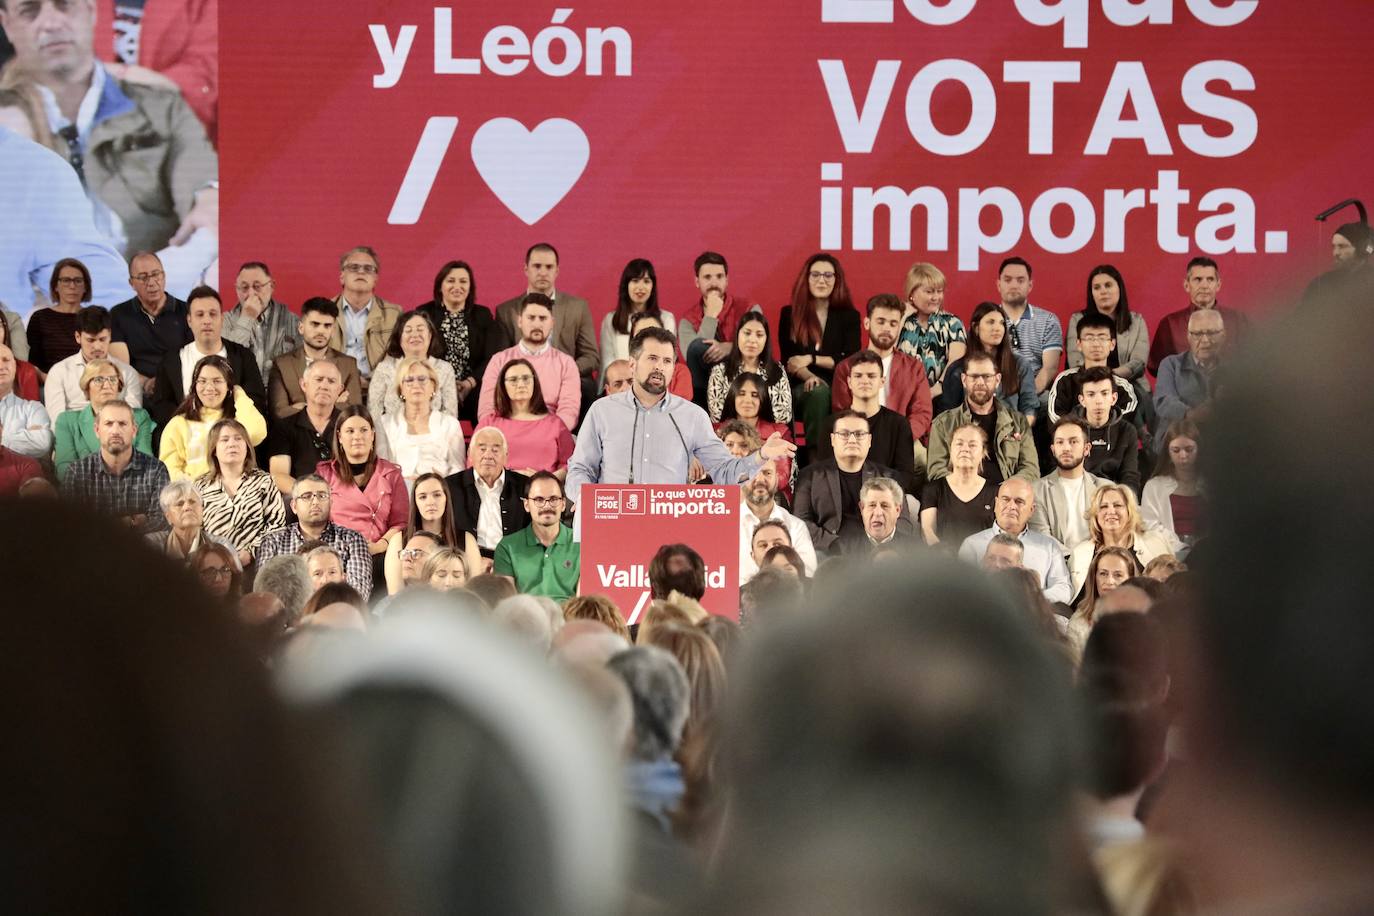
[1058,474,1090,548]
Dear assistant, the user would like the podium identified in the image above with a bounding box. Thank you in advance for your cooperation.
[579,485,742,622]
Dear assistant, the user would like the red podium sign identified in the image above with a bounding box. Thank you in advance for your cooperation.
[580,485,742,622]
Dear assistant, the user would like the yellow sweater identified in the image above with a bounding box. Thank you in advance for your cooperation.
[158,388,268,480]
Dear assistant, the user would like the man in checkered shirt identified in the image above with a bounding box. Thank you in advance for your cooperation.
[61,400,168,534]
[255,473,372,596]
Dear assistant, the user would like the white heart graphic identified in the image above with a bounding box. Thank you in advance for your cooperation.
[471,118,590,225]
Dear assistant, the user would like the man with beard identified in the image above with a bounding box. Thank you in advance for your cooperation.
[816,350,918,494]
[267,297,363,421]
[927,352,1038,485]
[493,471,579,601]
[997,257,1062,399]
[830,293,933,444]
[1030,416,1109,551]
[61,398,168,532]
[676,251,761,405]
[567,327,794,508]
[479,293,581,431]
[738,457,816,581]
[255,474,371,595]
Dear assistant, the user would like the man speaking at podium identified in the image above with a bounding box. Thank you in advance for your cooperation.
[567,327,796,510]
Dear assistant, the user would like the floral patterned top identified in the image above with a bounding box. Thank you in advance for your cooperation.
[898,310,966,386]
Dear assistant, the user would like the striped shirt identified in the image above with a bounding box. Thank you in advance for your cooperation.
[197,469,288,554]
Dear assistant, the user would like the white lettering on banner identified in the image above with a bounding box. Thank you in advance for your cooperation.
[648,487,730,520]
[819,170,1282,269]
[815,2,1285,266]
[373,8,631,87]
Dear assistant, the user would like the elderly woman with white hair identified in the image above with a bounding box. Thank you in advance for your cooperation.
[145,479,241,567]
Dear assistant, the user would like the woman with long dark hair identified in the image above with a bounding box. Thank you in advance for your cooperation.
[160,355,267,480]
[1069,264,1153,424]
[717,372,794,497]
[317,405,409,559]
[601,258,674,372]
[778,253,861,455]
[415,260,496,419]
[937,302,1038,420]
[705,312,791,423]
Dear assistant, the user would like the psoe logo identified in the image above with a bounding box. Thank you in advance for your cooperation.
[621,490,645,515]
[592,490,622,519]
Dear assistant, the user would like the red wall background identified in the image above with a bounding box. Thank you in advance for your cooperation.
[220,0,1374,341]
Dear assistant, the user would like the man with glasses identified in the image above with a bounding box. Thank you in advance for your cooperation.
[1047,312,1140,426]
[959,477,1070,604]
[223,261,301,382]
[1147,256,1247,378]
[816,350,918,494]
[265,359,344,495]
[43,305,142,421]
[327,246,399,387]
[492,470,579,601]
[109,252,191,396]
[255,473,371,595]
[793,409,909,557]
[926,352,1038,485]
[1154,308,1227,453]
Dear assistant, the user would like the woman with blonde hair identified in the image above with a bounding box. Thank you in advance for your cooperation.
[564,594,631,642]
[375,356,466,485]
[1068,485,1171,599]
[52,358,155,479]
[420,547,472,590]
[896,261,966,399]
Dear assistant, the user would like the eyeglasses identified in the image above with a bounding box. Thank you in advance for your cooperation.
[199,566,233,580]
[130,270,165,284]
[293,492,329,503]
[56,276,85,287]
[832,430,871,441]
[195,377,226,388]
[1187,330,1223,339]
[400,548,428,560]
[235,281,272,293]
[964,373,997,382]
[808,270,836,281]
[343,263,378,274]
[401,375,434,385]
[89,375,120,387]
[527,496,564,508]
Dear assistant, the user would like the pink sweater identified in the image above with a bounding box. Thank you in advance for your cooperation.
[317,458,410,543]
[478,343,581,431]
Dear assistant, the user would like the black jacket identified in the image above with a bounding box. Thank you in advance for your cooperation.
[148,338,269,434]
[414,300,498,386]
[1082,409,1141,495]
[444,468,532,556]
[792,458,912,554]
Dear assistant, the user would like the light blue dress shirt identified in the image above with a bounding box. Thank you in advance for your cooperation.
[958,523,1071,604]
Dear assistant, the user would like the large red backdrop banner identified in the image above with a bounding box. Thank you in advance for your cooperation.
[220,0,1374,336]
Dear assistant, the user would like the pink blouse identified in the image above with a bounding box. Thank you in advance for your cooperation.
[317,458,410,543]
[476,413,575,474]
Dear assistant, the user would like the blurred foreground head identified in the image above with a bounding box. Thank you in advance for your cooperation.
[1184,283,1374,899]
[276,598,628,916]
[0,500,386,913]
[709,557,1083,916]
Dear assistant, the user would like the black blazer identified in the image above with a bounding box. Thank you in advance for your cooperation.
[445,467,531,556]
[792,458,912,554]
[148,338,269,432]
[778,305,862,386]
[415,300,498,386]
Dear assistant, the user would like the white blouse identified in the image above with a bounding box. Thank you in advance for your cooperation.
[377,410,467,483]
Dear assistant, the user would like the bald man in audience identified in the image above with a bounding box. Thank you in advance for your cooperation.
[959,478,1070,603]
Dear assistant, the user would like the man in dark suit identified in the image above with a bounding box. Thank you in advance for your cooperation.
[147,285,267,432]
[491,243,599,408]
[445,426,531,560]
[267,297,364,420]
[792,409,911,556]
